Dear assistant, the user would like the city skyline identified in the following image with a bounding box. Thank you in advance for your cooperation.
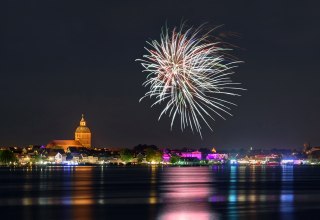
[0,113,315,150]
[1,0,320,149]
[2,2,320,220]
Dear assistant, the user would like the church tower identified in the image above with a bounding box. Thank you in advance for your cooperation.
[75,114,91,147]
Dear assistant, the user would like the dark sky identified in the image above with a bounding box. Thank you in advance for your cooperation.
[1,0,320,149]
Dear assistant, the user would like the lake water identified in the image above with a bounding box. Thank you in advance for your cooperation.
[1,165,320,220]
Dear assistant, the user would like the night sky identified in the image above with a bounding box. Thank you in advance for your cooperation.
[1,0,320,149]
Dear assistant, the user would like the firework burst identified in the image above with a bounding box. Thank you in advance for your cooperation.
[136,23,244,136]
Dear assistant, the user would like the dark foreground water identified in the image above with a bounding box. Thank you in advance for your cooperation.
[1,166,320,220]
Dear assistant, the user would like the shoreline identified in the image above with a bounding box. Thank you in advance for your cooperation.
[0,163,319,169]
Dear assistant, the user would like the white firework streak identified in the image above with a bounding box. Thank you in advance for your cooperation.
[136,24,245,136]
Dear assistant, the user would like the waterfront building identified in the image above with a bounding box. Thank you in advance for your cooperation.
[206,153,228,163]
[85,156,99,164]
[247,154,280,165]
[46,140,83,152]
[47,152,66,164]
[75,114,91,147]
[307,147,320,157]
[180,151,202,160]
[162,153,170,163]
[206,153,228,160]
[46,114,92,152]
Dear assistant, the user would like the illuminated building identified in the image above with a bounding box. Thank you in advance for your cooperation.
[75,114,91,147]
[46,140,83,152]
[47,152,65,163]
[162,153,170,163]
[46,114,92,152]
[206,153,228,163]
[180,151,202,160]
[206,153,228,161]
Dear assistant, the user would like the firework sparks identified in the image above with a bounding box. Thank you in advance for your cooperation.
[136,23,244,136]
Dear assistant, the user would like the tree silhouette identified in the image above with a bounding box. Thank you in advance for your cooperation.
[0,150,17,165]
[119,149,133,163]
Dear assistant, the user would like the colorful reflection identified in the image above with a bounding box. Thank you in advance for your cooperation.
[280,165,294,219]
[158,167,220,220]
[4,165,320,220]
[149,165,158,204]
[227,165,238,219]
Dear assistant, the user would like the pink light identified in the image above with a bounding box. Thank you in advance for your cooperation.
[206,153,228,160]
[180,151,202,160]
[162,153,170,162]
[159,167,217,219]
[158,211,217,220]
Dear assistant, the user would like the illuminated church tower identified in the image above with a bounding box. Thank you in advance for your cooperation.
[75,114,91,147]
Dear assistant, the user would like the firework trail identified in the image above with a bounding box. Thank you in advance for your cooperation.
[136,23,244,136]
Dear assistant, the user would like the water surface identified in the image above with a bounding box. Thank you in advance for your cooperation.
[1,166,320,219]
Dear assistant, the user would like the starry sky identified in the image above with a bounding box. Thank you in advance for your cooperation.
[1,0,320,149]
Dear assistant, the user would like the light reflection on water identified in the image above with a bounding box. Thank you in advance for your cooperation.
[1,166,320,219]
[158,167,218,220]
[227,165,238,219]
[280,165,294,219]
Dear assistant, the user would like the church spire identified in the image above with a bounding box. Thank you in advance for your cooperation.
[75,113,91,148]
[80,114,86,126]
